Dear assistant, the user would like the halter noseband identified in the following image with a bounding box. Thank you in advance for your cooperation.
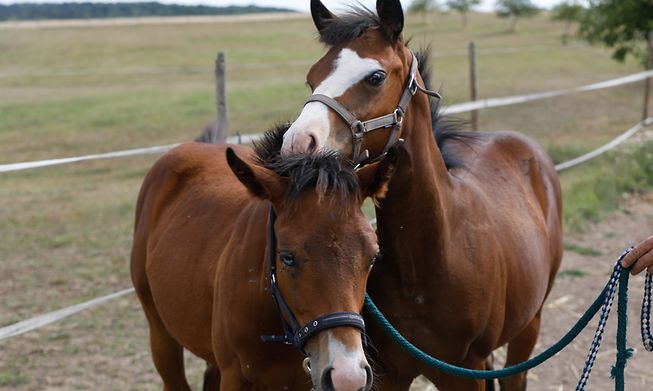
[304,52,441,166]
[260,207,366,354]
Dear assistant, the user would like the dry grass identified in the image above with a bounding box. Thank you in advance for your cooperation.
[1,10,652,390]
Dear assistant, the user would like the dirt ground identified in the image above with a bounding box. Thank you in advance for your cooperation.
[1,192,652,390]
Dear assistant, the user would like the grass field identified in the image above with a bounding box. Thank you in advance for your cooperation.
[1,10,652,390]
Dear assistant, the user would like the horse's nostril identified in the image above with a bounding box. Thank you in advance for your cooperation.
[363,364,373,391]
[308,134,317,151]
[321,367,334,391]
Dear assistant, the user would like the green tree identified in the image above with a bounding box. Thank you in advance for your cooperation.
[495,0,540,32]
[446,0,481,29]
[409,0,439,24]
[578,0,653,66]
[551,1,585,43]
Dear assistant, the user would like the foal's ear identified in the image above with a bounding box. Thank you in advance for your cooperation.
[311,0,335,33]
[226,148,285,202]
[377,0,404,42]
[357,147,399,204]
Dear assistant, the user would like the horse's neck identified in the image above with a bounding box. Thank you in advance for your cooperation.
[374,96,454,298]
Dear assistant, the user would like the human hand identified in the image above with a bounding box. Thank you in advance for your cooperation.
[620,235,653,275]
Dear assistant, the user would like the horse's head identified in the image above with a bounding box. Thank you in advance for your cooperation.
[227,135,397,391]
[282,0,418,163]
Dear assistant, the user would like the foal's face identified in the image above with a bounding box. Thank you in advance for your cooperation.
[275,195,377,391]
[281,0,410,162]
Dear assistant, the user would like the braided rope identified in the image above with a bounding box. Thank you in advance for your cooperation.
[575,257,623,390]
[642,272,653,352]
[365,247,652,387]
[364,281,608,380]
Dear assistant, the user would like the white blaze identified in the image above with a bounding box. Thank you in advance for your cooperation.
[282,49,382,153]
[325,331,368,390]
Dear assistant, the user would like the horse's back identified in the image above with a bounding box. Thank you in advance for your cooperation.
[447,130,563,340]
[130,142,255,362]
[479,130,563,275]
[452,130,561,241]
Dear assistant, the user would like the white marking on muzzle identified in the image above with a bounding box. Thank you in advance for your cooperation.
[325,331,369,391]
[282,49,382,154]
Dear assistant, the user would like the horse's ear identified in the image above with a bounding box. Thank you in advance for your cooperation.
[357,147,399,204]
[226,148,285,202]
[311,0,335,33]
[376,0,404,42]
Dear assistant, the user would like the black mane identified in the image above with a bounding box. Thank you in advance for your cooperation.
[414,49,482,170]
[253,124,359,201]
[318,5,381,46]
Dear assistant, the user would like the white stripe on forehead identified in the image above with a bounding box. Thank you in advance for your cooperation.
[315,48,383,97]
[281,48,382,153]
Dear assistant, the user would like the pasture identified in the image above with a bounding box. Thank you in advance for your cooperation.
[1,10,652,390]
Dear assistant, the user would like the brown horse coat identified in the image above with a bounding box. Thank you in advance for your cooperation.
[131,137,395,390]
[280,1,563,390]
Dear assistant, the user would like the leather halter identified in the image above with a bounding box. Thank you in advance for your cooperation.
[304,52,441,166]
[260,207,366,354]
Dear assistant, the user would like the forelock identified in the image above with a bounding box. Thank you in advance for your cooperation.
[253,124,360,202]
[318,6,380,46]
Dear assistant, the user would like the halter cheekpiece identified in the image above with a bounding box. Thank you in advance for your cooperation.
[260,206,366,354]
[304,52,441,166]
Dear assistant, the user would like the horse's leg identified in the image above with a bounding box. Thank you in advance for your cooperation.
[485,355,496,391]
[140,294,191,391]
[434,359,487,391]
[219,367,256,391]
[499,310,542,391]
[203,363,221,391]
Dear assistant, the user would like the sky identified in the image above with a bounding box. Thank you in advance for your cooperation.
[0,0,566,12]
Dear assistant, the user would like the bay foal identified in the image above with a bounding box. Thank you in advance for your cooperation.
[131,127,397,390]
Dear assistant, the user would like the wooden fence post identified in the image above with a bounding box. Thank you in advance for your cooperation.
[643,31,653,121]
[214,51,229,144]
[469,41,479,131]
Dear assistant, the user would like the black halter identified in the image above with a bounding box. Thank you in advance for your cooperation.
[260,206,366,354]
[304,52,441,166]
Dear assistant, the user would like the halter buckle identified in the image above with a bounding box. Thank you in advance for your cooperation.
[352,120,366,135]
[408,73,418,96]
[393,109,404,126]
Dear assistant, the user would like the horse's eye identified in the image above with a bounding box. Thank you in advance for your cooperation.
[367,71,386,87]
[280,252,297,267]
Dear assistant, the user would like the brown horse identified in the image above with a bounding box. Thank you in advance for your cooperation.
[130,126,398,391]
[281,1,563,390]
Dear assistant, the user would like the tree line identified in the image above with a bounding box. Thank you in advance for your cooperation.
[0,2,293,21]
[409,0,652,68]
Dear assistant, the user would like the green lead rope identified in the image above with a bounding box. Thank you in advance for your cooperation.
[363,248,648,390]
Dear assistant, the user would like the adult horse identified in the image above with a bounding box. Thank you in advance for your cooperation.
[130,126,397,391]
[281,1,563,390]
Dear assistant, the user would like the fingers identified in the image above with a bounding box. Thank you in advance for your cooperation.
[631,249,653,275]
[621,235,653,270]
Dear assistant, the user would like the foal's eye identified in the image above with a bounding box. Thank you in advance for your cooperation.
[279,251,297,267]
[367,71,387,87]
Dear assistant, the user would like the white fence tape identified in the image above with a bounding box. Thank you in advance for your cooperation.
[2,70,653,174]
[555,118,653,172]
[0,288,134,340]
[0,133,263,173]
[2,71,653,341]
[445,70,653,115]
[3,118,652,341]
